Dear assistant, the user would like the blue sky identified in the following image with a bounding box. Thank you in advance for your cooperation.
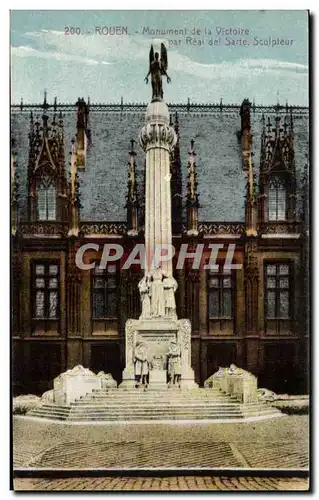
[10,10,309,105]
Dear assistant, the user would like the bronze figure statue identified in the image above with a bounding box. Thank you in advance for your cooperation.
[144,43,171,101]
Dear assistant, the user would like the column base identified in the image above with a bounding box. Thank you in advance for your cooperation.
[118,368,136,390]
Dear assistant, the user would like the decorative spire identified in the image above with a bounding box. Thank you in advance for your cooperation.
[27,101,68,222]
[170,112,183,234]
[75,97,89,168]
[259,107,296,224]
[11,148,19,235]
[245,147,257,238]
[126,139,138,236]
[41,90,49,135]
[68,138,80,236]
[186,139,199,236]
[240,98,252,171]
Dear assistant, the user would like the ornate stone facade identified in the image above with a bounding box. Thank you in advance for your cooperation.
[11,97,309,396]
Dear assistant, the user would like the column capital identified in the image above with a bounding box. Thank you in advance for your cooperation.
[139,122,177,152]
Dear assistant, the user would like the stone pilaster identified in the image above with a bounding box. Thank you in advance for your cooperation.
[66,239,82,337]
[244,240,259,335]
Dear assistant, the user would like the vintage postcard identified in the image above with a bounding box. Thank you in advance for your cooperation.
[11,10,309,491]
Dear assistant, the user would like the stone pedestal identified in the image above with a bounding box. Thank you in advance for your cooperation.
[149,369,167,391]
[119,318,198,390]
[53,365,101,404]
[204,367,228,392]
[205,364,258,403]
[226,373,258,403]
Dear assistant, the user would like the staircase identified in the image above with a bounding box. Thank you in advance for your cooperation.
[27,388,283,422]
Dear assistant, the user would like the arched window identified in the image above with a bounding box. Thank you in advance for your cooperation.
[268,177,286,221]
[37,175,56,220]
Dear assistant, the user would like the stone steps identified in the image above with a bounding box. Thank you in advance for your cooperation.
[27,388,282,422]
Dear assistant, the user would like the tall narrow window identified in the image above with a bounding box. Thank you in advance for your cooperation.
[32,262,60,329]
[207,265,235,333]
[268,177,286,221]
[265,262,292,334]
[37,175,56,220]
[92,264,118,319]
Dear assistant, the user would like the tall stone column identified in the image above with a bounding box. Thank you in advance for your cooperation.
[120,47,197,390]
[139,101,177,276]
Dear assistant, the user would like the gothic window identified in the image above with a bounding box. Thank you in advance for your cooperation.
[265,262,292,334]
[37,175,56,220]
[32,262,60,331]
[207,265,235,333]
[268,177,286,221]
[208,267,233,318]
[92,264,118,319]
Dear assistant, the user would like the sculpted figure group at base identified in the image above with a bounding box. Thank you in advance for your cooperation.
[133,338,182,389]
[139,267,178,320]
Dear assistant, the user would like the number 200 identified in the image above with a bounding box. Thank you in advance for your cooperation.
[65,27,81,35]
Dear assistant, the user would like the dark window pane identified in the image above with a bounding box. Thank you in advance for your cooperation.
[47,185,56,220]
[36,265,45,275]
[267,265,276,275]
[209,278,219,288]
[37,186,47,220]
[49,278,58,289]
[280,277,289,288]
[279,265,289,275]
[49,291,58,318]
[267,277,276,288]
[222,290,232,317]
[35,278,45,288]
[279,291,290,318]
[268,187,277,221]
[223,277,231,288]
[267,291,276,318]
[94,278,105,288]
[268,180,286,221]
[35,291,45,318]
[93,292,105,318]
[107,292,117,317]
[277,188,286,220]
[107,277,116,289]
[209,290,219,317]
[108,264,117,274]
[49,265,58,275]
[37,182,56,221]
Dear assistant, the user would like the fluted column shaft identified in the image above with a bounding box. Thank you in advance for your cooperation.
[139,102,176,277]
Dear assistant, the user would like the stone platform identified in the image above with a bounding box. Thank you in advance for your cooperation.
[27,388,282,423]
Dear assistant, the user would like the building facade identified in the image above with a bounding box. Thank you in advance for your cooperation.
[11,96,309,396]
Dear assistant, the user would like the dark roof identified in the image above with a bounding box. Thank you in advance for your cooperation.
[11,103,309,223]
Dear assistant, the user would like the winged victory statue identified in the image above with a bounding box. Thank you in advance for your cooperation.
[144,43,171,101]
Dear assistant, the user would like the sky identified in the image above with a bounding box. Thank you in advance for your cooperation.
[10,10,309,105]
